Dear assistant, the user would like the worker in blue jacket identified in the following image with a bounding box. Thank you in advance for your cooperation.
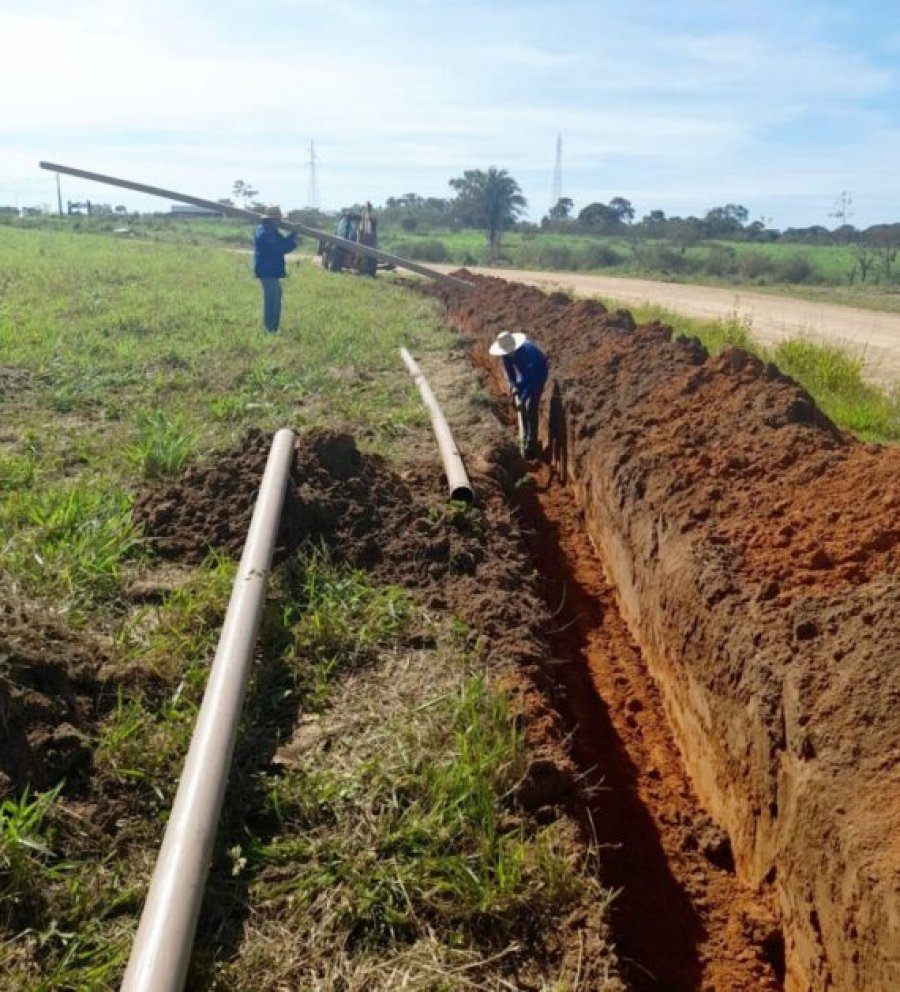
[253,206,298,332]
[489,330,549,458]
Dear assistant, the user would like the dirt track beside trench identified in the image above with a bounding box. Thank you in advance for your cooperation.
[428,271,900,992]
[428,265,900,388]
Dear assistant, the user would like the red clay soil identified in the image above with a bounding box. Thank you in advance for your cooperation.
[515,463,783,992]
[428,272,900,992]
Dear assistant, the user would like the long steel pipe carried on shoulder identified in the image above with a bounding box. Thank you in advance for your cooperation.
[121,428,295,992]
[38,162,473,292]
[400,347,473,504]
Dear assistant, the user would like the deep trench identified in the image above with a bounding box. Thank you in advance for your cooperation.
[511,461,784,992]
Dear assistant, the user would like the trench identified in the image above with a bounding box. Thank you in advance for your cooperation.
[511,461,784,991]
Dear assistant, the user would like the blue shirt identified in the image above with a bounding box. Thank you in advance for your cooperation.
[253,221,298,278]
[502,340,549,402]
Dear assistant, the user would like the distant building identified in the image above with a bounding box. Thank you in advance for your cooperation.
[168,204,223,218]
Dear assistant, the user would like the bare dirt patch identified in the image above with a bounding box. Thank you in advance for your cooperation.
[0,602,111,798]
[0,365,32,401]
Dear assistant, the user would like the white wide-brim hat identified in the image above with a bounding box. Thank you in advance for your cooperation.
[489,331,527,356]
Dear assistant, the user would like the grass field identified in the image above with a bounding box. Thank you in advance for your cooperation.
[0,225,616,989]
[8,210,900,312]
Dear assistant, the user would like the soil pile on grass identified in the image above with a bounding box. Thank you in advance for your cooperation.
[0,603,109,798]
[429,271,900,992]
[132,428,549,671]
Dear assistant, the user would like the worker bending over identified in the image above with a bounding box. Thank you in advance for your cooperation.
[489,331,549,458]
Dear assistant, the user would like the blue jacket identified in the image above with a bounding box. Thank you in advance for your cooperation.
[502,340,549,403]
[253,221,298,278]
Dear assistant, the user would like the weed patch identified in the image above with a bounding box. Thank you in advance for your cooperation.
[202,638,613,990]
[1,479,142,611]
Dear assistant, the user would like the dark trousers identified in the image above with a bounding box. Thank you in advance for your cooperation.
[520,384,544,456]
[260,277,283,332]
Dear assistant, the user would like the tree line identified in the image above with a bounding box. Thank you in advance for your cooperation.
[377,169,899,260]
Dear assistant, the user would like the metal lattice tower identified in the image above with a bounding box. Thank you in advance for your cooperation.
[552,134,563,207]
[306,140,319,209]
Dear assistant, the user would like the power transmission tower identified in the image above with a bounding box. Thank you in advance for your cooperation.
[552,134,563,208]
[306,140,319,209]
[829,190,853,227]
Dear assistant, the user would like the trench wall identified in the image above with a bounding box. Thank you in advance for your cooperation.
[437,274,900,992]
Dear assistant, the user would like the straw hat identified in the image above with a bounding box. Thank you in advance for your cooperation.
[489,331,527,356]
[263,205,283,220]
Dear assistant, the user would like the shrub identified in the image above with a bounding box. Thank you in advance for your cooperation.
[773,253,814,284]
[389,239,449,263]
[735,250,773,281]
[582,243,622,268]
[702,244,737,278]
[536,244,576,269]
[631,242,696,275]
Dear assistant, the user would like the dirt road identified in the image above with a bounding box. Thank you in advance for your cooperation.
[439,266,900,388]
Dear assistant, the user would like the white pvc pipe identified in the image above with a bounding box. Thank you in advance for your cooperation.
[121,428,296,992]
[400,348,473,503]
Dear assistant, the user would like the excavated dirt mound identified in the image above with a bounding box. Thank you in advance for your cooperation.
[132,428,551,672]
[0,602,110,798]
[428,272,900,992]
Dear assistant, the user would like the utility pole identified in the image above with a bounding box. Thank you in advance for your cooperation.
[552,134,563,209]
[306,140,319,209]
[55,172,63,216]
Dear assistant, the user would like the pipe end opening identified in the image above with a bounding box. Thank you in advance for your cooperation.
[449,486,474,505]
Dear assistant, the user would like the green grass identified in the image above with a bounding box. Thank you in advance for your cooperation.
[204,656,601,987]
[0,785,64,928]
[0,224,487,987]
[770,338,899,441]
[125,409,196,479]
[288,549,414,707]
[0,225,439,612]
[251,677,579,941]
[1,477,142,611]
[0,782,137,989]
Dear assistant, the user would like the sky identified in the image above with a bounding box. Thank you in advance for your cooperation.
[1,0,899,229]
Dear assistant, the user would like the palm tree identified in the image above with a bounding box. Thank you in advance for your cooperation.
[449,167,527,258]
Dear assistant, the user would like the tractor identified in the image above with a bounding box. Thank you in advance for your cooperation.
[318,205,385,276]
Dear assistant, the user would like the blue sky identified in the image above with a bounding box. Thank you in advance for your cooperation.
[1,0,899,228]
